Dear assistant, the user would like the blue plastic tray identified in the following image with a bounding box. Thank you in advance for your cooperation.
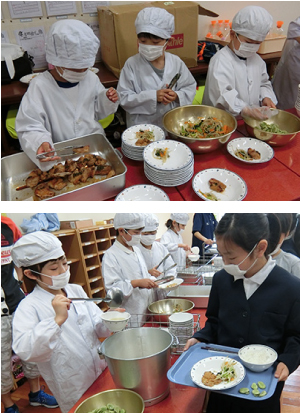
[167,343,278,401]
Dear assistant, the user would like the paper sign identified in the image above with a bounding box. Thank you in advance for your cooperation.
[14,26,47,69]
[1,31,10,43]
[45,1,77,17]
[8,1,43,19]
[82,1,109,14]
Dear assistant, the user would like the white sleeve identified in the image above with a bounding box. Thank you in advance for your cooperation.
[94,81,119,119]
[259,61,278,104]
[175,61,197,106]
[160,232,179,253]
[102,251,134,297]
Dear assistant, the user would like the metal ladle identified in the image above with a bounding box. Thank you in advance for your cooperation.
[69,287,124,307]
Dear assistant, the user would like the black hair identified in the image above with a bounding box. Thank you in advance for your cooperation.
[165,219,174,229]
[273,213,293,236]
[137,32,166,41]
[22,256,65,283]
[294,215,300,256]
[289,213,298,234]
[214,213,281,257]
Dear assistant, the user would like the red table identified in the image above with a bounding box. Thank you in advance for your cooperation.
[111,111,300,201]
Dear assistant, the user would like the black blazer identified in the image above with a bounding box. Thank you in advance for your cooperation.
[193,265,300,374]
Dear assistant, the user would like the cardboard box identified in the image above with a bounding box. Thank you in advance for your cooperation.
[98,2,218,78]
[60,219,94,230]
[258,36,286,54]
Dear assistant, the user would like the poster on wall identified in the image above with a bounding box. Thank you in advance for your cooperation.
[1,31,10,43]
[14,26,47,69]
[8,1,43,19]
[45,1,77,17]
[82,1,109,14]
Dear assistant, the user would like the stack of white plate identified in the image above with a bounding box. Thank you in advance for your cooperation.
[121,124,165,161]
[169,312,194,345]
[143,140,194,187]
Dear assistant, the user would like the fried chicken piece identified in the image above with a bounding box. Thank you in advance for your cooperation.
[209,178,227,193]
[64,159,78,173]
[68,170,82,185]
[135,137,152,147]
[202,371,222,387]
[80,166,96,183]
[48,163,65,177]
[73,145,90,154]
[26,169,41,188]
[40,170,49,181]
[247,148,261,160]
[106,169,116,178]
[94,156,107,166]
[34,183,55,200]
[95,164,112,176]
[48,178,67,191]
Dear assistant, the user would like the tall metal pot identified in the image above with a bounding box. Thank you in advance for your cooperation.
[98,328,173,406]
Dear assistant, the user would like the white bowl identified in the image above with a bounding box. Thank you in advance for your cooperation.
[122,124,165,147]
[191,247,199,255]
[115,185,170,201]
[143,140,193,171]
[188,254,200,262]
[101,311,131,332]
[227,137,274,164]
[238,344,277,372]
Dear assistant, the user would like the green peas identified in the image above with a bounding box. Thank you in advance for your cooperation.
[238,388,250,394]
[257,381,266,389]
[238,381,267,398]
[251,382,258,390]
[252,389,260,396]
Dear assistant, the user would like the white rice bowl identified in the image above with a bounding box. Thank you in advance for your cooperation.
[238,344,277,372]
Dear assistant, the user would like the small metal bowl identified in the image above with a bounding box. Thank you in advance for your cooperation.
[74,389,145,413]
[242,110,300,146]
[148,298,194,323]
[163,105,237,154]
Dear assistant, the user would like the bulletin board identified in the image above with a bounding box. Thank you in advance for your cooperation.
[1,1,110,70]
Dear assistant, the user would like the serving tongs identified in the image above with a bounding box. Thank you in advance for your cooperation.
[68,287,124,307]
[156,253,171,269]
[168,73,181,90]
[155,275,175,285]
[36,145,90,160]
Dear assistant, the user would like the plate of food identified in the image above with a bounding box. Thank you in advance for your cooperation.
[191,356,245,390]
[192,168,247,201]
[19,73,42,84]
[115,184,170,201]
[122,124,165,147]
[227,138,274,164]
[158,278,184,291]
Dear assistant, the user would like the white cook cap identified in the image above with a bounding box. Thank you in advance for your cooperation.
[135,7,175,39]
[45,19,100,69]
[287,17,300,39]
[114,213,145,230]
[232,6,273,42]
[143,214,159,232]
[170,213,190,225]
[11,231,65,268]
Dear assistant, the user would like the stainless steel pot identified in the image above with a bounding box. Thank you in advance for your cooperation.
[99,328,173,406]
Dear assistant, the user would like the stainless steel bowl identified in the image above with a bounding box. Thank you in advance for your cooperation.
[148,298,194,323]
[163,105,237,153]
[74,389,145,413]
[242,110,300,146]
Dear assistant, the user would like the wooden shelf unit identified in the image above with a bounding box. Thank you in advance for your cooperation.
[22,224,116,311]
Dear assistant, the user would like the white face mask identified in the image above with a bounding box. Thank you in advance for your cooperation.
[123,230,141,247]
[55,67,88,83]
[141,234,156,246]
[138,41,168,61]
[223,243,258,279]
[32,267,70,290]
[233,34,260,58]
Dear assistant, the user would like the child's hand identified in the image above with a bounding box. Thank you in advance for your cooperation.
[110,308,126,312]
[274,362,289,382]
[106,87,119,103]
[183,338,199,351]
[131,278,158,289]
[37,142,61,163]
[52,295,71,326]
[162,89,178,105]
[148,266,162,278]
[157,89,168,103]
[262,97,277,109]
[179,243,192,252]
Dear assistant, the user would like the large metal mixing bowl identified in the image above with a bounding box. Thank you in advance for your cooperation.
[242,110,300,146]
[163,105,237,153]
[148,298,194,323]
[74,389,145,413]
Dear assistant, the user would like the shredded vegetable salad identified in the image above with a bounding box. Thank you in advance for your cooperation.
[180,116,230,139]
[216,359,237,383]
[152,147,170,164]
[259,122,287,134]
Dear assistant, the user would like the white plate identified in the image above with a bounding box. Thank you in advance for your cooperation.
[158,278,184,291]
[192,168,247,201]
[169,312,193,323]
[115,185,170,201]
[191,356,245,390]
[89,67,99,74]
[144,140,193,171]
[227,138,274,164]
[19,73,41,84]
[122,124,165,147]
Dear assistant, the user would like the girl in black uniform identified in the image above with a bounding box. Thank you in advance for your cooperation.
[184,213,300,413]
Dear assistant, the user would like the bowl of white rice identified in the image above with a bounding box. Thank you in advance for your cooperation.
[238,344,278,372]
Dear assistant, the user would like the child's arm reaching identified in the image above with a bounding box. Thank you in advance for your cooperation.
[52,295,71,326]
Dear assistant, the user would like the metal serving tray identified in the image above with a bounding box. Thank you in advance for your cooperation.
[167,285,212,308]
[167,342,278,401]
[1,134,127,201]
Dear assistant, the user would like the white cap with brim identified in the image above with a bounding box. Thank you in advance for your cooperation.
[170,213,190,225]
[11,231,65,268]
[135,7,175,39]
[45,19,100,69]
[287,17,300,39]
[114,213,145,230]
[232,6,273,42]
[143,214,159,232]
